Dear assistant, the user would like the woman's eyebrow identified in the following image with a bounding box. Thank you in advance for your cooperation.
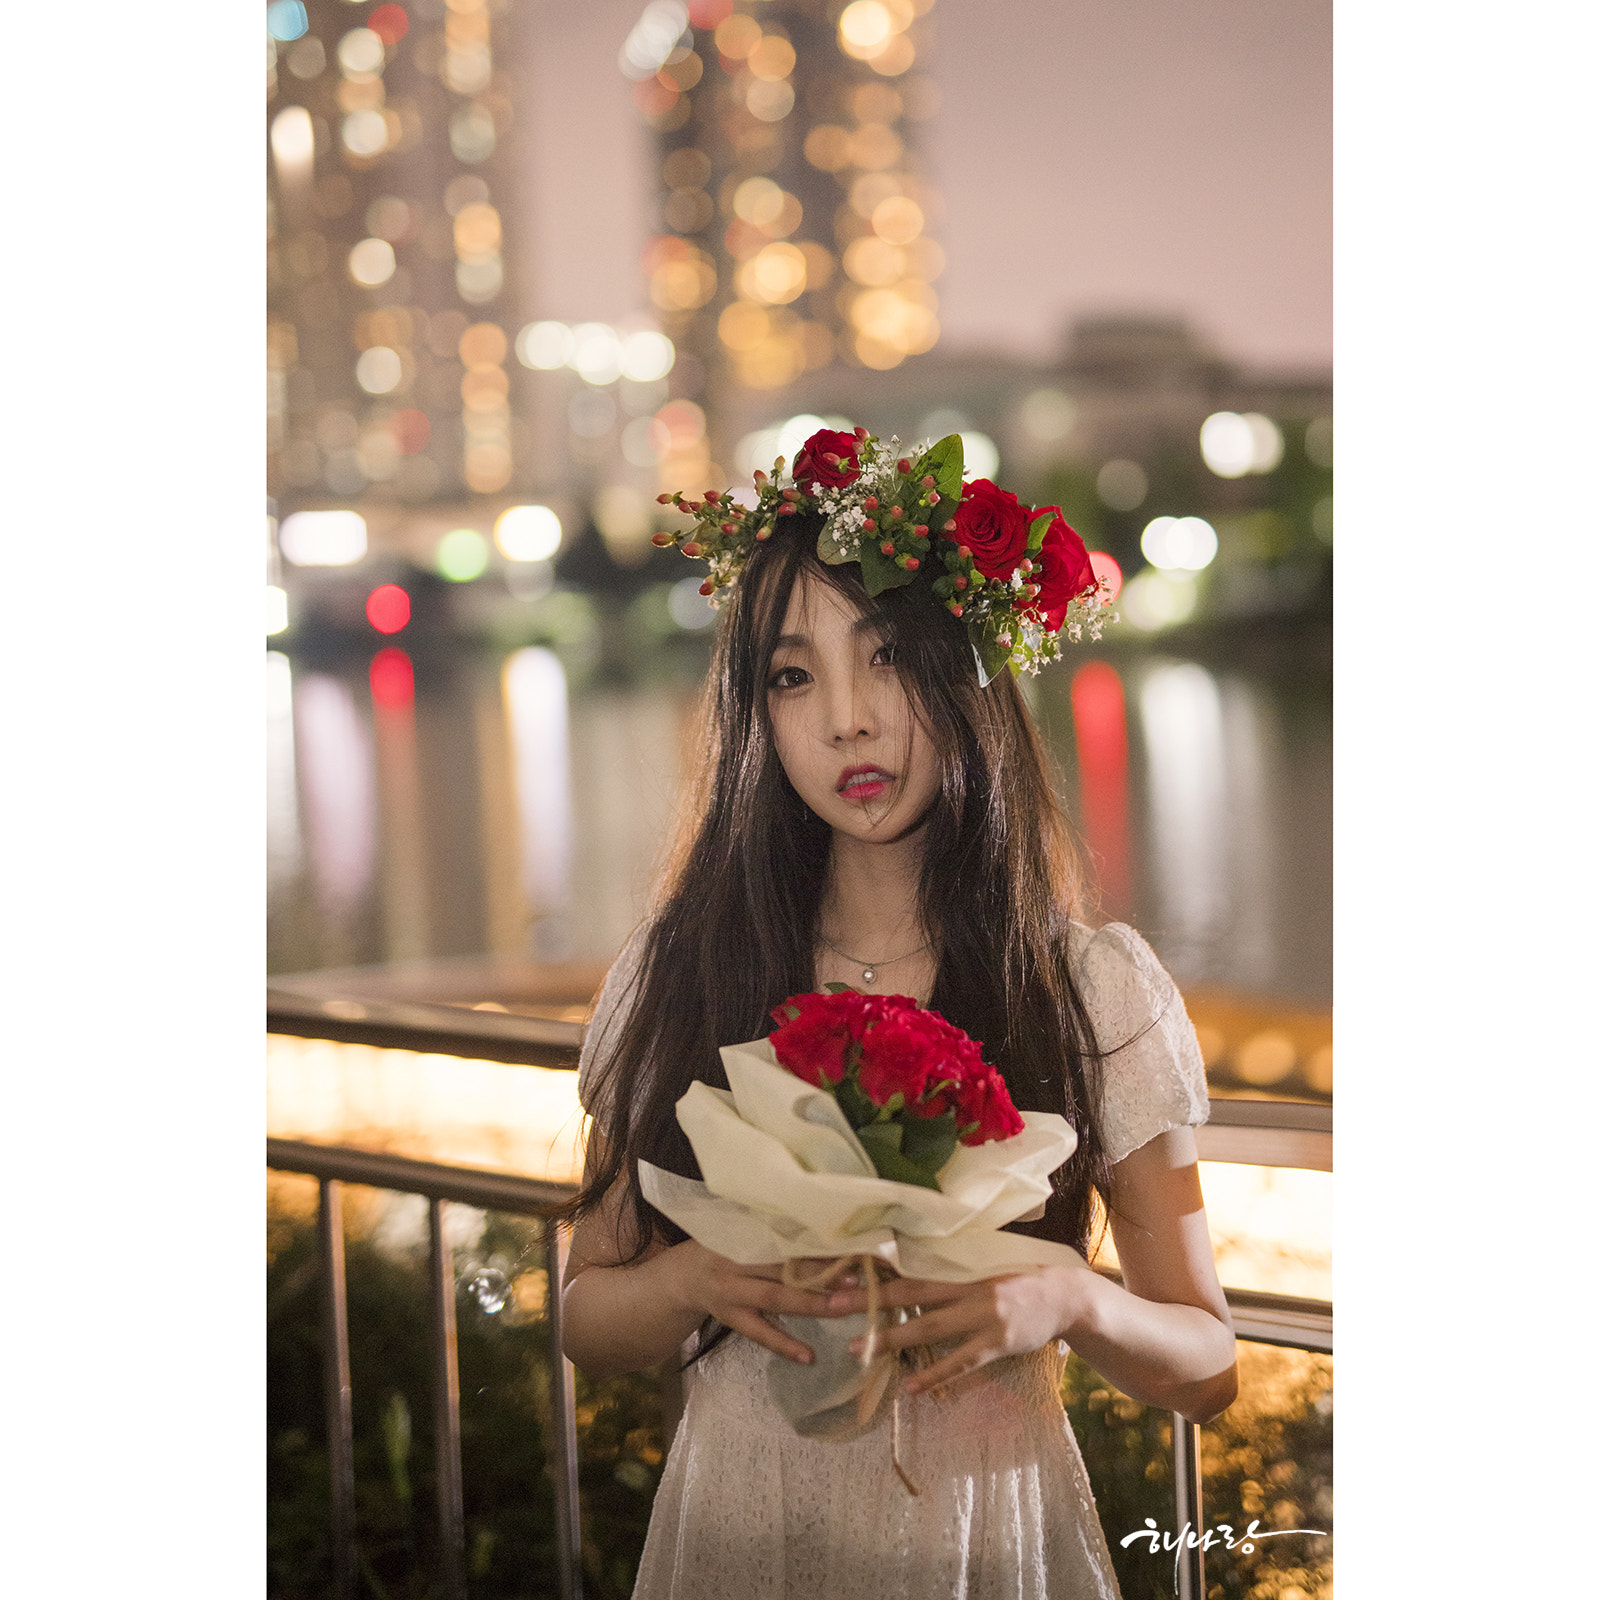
[772,631,809,651]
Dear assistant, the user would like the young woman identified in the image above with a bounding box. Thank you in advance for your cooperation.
[561,430,1236,1599]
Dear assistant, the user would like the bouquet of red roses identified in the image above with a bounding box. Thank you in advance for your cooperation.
[769,989,1024,1189]
[638,990,1083,1482]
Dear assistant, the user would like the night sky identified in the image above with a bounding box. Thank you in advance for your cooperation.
[520,0,1330,372]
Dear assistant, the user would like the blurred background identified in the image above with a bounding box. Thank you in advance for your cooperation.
[265,2,1332,1594]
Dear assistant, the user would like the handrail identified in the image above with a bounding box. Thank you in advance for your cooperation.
[268,988,583,1069]
[1196,1098,1331,1171]
[267,1137,573,1215]
[269,1000,1333,1600]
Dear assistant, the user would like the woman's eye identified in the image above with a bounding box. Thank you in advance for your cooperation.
[768,666,811,690]
[871,643,898,667]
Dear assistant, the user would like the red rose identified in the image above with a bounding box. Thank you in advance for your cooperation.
[856,1009,949,1107]
[1029,510,1097,633]
[951,478,1032,582]
[793,428,862,492]
[770,990,870,1085]
[954,1066,1026,1146]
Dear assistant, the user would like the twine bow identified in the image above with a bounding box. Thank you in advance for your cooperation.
[781,1254,925,1495]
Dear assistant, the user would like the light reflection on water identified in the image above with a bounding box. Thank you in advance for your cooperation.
[267,637,1330,1007]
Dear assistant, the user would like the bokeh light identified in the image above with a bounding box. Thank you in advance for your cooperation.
[960,432,999,479]
[746,80,795,122]
[495,505,562,562]
[619,330,675,382]
[341,109,389,158]
[279,510,367,566]
[1018,388,1075,444]
[270,105,315,176]
[1201,412,1284,478]
[748,34,796,79]
[592,486,654,566]
[347,237,396,287]
[368,4,409,46]
[619,1,689,79]
[267,585,289,635]
[337,28,385,78]
[1141,515,1218,571]
[389,409,430,454]
[1096,459,1148,511]
[369,646,415,707]
[366,584,411,634]
[668,575,718,630]
[570,323,623,385]
[1088,550,1124,600]
[459,322,507,367]
[737,242,807,305]
[839,1,894,56]
[516,320,574,370]
[355,346,402,395]
[266,1,309,42]
[714,12,761,58]
[1120,569,1198,631]
[436,527,490,582]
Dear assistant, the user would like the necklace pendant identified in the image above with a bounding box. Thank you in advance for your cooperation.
[861,967,876,984]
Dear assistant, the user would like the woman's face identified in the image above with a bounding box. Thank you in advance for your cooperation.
[765,570,942,845]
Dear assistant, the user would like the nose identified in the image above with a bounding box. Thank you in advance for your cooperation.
[824,660,878,744]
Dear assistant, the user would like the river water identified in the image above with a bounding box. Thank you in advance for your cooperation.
[267,622,1330,1009]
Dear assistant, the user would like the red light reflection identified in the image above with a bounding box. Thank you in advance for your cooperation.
[389,408,431,455]
[1089,550,1123,600]
[366,584,411,634]
[368,5,409,46]
[1070,661,1132,915]
[369,647,414,710]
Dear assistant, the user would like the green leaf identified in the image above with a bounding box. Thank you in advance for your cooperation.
[899,1109,960,1172]
[856,539,914,597]
[971,625,1012,688]
[917,433,965,506]
[1026,509,1053,554]
[836,1077,878,1129]
[821,981,856,994]
[855,1123,942,1190]
[855,1119,904,1156]
[815,519,856,566]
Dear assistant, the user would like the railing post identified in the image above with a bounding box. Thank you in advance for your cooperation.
[318,1179,356,1600]
[1172,1411,1205,1600]
[544,1217,584,1600]
[428,1199,466,1600]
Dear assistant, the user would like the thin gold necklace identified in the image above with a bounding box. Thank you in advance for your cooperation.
[816,932,932,987]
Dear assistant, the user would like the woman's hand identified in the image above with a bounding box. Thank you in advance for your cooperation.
[670,1242,845,1366]
[824,1262,1096,1394]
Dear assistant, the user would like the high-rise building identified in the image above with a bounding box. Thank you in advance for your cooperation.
[267,0,533,514]
[623,0,943,485]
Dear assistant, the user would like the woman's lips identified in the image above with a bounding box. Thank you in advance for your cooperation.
[836,765,895,802]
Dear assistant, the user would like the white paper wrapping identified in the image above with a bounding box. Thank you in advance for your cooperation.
[637,1039,1086,1285]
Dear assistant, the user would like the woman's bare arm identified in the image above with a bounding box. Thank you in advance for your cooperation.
[560,1133,840,1380]
[824,1127,1237,1424]
[1063,1125,1237,1421]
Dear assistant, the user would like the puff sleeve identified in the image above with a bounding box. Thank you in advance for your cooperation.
[1074,922,1209,1165]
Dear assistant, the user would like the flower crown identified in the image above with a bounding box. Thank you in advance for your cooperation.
[652,425,1116,683]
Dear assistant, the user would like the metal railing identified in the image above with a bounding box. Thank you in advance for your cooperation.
[268,995,1331,1600]
[270,1138,582,1600]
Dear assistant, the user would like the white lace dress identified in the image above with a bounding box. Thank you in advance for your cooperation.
[577,922,1209,1600]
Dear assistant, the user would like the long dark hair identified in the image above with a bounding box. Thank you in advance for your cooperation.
[566,511,1113,1278]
